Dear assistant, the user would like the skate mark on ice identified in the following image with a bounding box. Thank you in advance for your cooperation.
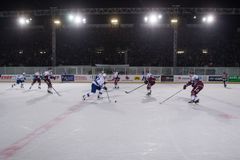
[26,94,51,105]
[141,96,157,104]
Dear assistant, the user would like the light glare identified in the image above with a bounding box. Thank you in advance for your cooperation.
[202,14,215,24]
[18,17,31,26]
[177,50,184,54]
[171,19,178,23]
[149,14,157,24]
[144,16,148,22]
[68,13,86,25]
[144,13,162,25]
[68,14,74,21]
[111,18,119,25]
[54,20,61,25]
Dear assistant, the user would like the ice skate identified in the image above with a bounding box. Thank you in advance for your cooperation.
[188,100,194,103]
[47,89,53,94]
[97,95,103,100]
[146,90,151,96]
[194,99,199,103]
[48,90,53,94]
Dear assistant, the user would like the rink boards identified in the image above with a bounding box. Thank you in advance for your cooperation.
[0,74,239,83]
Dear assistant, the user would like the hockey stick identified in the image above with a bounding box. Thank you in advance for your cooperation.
[125,83,146,94]
[105,89,111,103]
[52,87,61,96]
[159,89,183,104]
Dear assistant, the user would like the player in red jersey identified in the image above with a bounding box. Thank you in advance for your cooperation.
[183,75,204,103]
[29,72,41,89]
[144,73,156,96]
[112,71,120,89]
[43,70,56,94]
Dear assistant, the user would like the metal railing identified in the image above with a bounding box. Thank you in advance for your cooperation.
[0,66,239,76]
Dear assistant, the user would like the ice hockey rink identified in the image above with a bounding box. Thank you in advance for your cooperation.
[0,82,240,160]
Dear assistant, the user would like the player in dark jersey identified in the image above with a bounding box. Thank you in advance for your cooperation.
[222,72,228,88]
[144,73,156,96]
[183,75,204,103]
[29,72,41,89]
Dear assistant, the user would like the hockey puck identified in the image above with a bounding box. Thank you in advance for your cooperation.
[114,100,117,103]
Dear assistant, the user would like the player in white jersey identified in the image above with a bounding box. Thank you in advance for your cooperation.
[43,70,55,94]
[12,73,26,88]
[29,72,41,89]
[112,71,120,89]
[82,73,107,100]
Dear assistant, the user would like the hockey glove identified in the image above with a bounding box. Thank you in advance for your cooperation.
[183,85,187,90]
[144,80,148,84]
[103,86,107,90]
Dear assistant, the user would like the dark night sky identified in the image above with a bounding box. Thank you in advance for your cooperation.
[0,0,240,11]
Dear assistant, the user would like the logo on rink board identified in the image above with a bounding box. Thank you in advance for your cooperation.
[161,76,174,82]
[208,76,222,81]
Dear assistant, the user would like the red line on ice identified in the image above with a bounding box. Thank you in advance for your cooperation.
[0,104,82,160]
[219,113,239,119]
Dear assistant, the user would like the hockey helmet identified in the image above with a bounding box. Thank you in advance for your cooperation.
[102,73,107,78]
[192,75,199,81]
[146,73,152,78]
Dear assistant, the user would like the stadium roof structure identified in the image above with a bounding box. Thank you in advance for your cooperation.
[0,7,240,17]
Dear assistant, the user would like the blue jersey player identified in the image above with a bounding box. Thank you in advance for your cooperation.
[12,73,26,88]
[82,73,107,100]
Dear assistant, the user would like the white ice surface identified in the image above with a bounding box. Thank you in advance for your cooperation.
[0,83,240,160]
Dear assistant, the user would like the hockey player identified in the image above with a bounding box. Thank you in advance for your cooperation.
[12,73,26,88]
[112,71,120,89]
[222,71,228,88]
[144,73,156,96]
[43,70,55,94]
[82,73,107,100]
[183,75,204,103]
[29,72,41,89]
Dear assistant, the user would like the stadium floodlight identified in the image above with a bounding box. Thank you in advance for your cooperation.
[82,18,86,24]
[202,14,215,24]
[149,14,158,24]
[68,14,74,21]
[144,16,148,22]
[111,18,119,25]
[202,49,208,54]
[144,13,162,25]
[75,16,82,23]
[177,50,184,54]
[18,50,23,54]
[67,13,87,25]
[171,18,178,24]
[18,16,32,26]
[53,19,61,25]
[40,51,46,54]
